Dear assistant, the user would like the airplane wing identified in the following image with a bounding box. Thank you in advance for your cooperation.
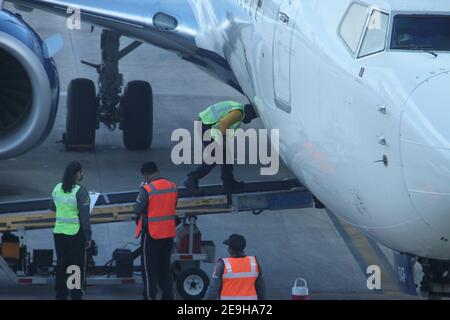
[4,0,241,91]
[5,0,200,56]
[0,0,241,159]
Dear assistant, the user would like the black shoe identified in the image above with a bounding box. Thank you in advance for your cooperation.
[183,176,199,190]
[223,179,245,191]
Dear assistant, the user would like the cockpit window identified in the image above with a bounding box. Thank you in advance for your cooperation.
[391,15,450,51]
[339,3,369,54]
[358,10,389,58]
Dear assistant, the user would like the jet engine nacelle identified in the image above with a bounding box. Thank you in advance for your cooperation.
[0,9,59,159]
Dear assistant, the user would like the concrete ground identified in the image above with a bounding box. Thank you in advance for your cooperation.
[0,6,414,300]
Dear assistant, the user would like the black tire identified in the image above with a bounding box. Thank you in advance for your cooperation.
[176,268,209,300]
[64,79,97,151]
[121,81,153,150]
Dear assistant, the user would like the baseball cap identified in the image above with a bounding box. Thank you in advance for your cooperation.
[141,162,158,175]
[223,234,246,251]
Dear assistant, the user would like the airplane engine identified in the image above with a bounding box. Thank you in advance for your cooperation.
[0,9,59,159]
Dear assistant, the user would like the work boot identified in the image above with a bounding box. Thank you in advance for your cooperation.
[223,179,245,191]
[183,176,199,190]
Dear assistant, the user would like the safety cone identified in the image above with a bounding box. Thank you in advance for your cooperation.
[292,278,309,300]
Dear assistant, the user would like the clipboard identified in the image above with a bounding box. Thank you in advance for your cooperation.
[88,192,100,214]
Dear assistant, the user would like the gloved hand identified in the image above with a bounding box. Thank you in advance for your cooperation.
[135,212,142,225]
[210,128,224,146]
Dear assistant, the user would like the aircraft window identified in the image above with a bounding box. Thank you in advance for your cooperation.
[358,10,389,58]
[391,15,450,51]
[339,3,370,54]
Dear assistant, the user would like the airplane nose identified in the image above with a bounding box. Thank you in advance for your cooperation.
[400,71,450,241]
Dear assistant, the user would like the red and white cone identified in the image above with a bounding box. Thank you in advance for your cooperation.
[292,278,309,300]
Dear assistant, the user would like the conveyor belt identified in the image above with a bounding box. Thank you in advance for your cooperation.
[0,179,313,232]
[0,179,301,214]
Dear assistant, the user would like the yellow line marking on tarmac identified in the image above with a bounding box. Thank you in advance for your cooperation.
[335,216,400,293]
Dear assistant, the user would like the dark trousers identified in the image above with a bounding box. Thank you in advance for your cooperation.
[187,123,234,182]
[141,231,174,300]
[54,230,86,300]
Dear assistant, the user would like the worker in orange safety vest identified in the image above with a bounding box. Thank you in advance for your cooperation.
[133,161,178,300]
[206,234,266,300]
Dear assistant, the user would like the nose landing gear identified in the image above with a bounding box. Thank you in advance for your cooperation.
[63,30,153,151]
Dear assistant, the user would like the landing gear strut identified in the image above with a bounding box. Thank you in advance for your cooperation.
[63,30,153,151]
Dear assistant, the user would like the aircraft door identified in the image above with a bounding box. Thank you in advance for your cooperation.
[273,0,298,114]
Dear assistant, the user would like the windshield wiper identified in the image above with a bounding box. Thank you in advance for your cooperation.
[396,44,439,57]
[409,44,438,58]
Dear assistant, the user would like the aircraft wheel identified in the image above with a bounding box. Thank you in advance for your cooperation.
[64,79,97,151]
[121,81,153,150]
[176,268,209,300]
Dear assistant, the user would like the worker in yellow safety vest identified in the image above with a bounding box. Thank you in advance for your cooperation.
[183,101,258,191]
[50,161,92,300]
[206,234,266,300]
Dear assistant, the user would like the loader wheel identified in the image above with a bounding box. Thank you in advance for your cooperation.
[176,268,209,300]
[121,81,153,150]
[64,79,97,151]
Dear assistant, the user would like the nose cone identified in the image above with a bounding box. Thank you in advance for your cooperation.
[400,72,450,242]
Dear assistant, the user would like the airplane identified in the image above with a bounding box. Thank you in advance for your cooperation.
[0,0,449,297]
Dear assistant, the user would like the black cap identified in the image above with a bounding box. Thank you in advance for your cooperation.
[223,234,246,251]
[141,162,159,175]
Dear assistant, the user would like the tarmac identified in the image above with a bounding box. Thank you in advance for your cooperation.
[0,5,418,300]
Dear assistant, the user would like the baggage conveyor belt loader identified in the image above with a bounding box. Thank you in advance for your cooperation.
[0,179,318,299]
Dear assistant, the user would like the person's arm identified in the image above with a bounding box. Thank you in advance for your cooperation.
[76,187,92,242]
[219,109,244,135]
[49,199,56,212]
[49,186,57,212]
[205,259,225,300]
[255,259,267,300]
[133,187,148,222]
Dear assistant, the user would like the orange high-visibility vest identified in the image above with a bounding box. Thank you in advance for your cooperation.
[220,256,259,300]
[135,179,178,239]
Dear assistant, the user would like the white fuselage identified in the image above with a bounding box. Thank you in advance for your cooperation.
[193,0,450,260]
[4,0,448,261]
